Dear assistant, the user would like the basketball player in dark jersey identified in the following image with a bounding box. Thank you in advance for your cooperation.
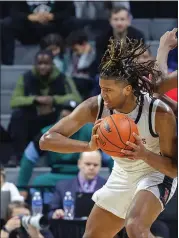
[39,34,177,238]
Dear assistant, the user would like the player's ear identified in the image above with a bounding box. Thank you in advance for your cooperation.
[124,85,132,96]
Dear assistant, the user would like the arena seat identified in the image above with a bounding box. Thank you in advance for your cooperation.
[1,65,32,128]
[5,167,51,185]
[5,167,110,185]
[0,90,12,115]
[150,18,177,40]
[132,19,151,40]
[1,65,32,91]
[14,42,39,65]
[0,115,11,130]
[146,40,160,57]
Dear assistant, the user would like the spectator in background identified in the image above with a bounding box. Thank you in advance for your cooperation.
[48,151,106,220]
[17,100,93,199]
[8,50,81,163]
[11,1,76,44]
[40,33,68,74]
[0,201,53,238]
[95,6,145,72]
[67,30,96,99]
[0,166,24,202]
[0,2,15,65]
[73,0,130,24]
[73,1,110,20]
[112,1,130,11]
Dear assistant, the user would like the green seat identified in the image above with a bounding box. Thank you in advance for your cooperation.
[32,172,76,187]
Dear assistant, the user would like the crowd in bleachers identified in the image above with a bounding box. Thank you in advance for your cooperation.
[0,1,178,238]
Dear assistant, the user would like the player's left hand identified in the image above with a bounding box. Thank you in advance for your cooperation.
[121,133,149,160]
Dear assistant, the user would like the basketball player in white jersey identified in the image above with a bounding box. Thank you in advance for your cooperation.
[39,36,177,238]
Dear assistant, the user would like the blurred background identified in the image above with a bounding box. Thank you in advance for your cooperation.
[0,1,178,238]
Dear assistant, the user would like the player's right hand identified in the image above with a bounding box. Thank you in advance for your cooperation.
[52,209,65,219]
[88,119,103,151]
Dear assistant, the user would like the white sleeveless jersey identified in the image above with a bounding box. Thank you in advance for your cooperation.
[93,94,177,219]
[97,93,161,176]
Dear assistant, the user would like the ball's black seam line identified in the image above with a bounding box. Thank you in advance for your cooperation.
[98,126,123,150]
[110,115,127,146]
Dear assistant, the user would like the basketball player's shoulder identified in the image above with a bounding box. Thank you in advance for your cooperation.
[155,99,175,131]
[82,96,99,120]
[156,98,174,116]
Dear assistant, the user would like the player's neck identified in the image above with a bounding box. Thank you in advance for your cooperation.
[115,95,137,114]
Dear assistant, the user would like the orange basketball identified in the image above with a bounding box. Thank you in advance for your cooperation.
[97,114,139,157]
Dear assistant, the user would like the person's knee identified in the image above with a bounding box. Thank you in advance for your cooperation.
[126,217,149,238]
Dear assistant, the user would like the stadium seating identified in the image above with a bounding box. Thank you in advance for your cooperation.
[5,167,110,185]
[14,42,39,65]
[146,40,160,57]
[132,19,151,40]
[1,65,32,129]
[150,18,177,40]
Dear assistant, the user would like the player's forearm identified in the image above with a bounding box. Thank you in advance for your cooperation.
[39,131,90,153]
[156,71,178,94]
[156,46,170,77]
[144,151,177,178]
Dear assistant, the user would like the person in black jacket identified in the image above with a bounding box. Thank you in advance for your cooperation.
[95,6,145,73]
[11,1,77,44]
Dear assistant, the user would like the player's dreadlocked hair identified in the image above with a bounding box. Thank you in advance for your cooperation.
[99,37,161,104]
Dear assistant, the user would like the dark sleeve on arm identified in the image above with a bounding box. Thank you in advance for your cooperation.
[52,2,75,21]
[139,30,145,43]
[11,2,30,22]
[128,26,146,43]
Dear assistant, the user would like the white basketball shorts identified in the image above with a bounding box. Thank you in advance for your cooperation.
[92,169,177,219]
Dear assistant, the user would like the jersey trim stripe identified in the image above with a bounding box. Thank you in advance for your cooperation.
[149,98,159,138]
[135,95,144,124]
[97,95,144,124]
[97,96,104,120]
